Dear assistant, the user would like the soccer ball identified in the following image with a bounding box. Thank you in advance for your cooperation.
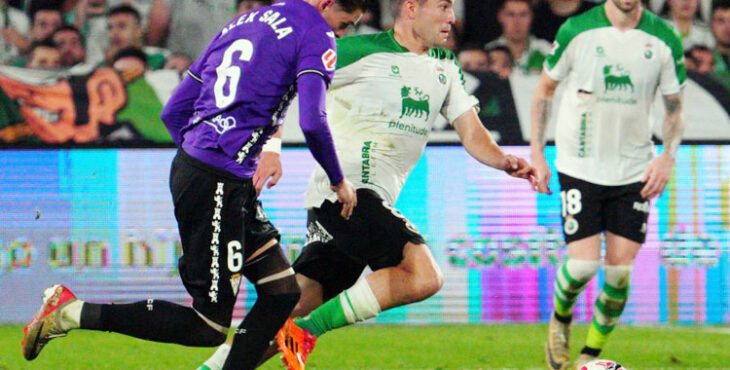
[580,359,626,370]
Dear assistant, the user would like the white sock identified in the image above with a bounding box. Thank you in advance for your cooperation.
[60,300,83,331]
[202,343,231,370]
[340,279,382,324]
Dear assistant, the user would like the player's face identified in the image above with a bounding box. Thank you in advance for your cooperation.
[53,30,86,67]
[712,9,730,47]
[108,13,142,49]
[611,0,641,14]
[322,3,363,38]
[498,1,532,42]
[487,49,513,78]
[690,49,715,73]
[413,0,456,48]
[669,0,698,19]
[31,10,62,42]
[27,46,61,69]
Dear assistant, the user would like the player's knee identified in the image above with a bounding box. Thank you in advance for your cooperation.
[405,264,443,303]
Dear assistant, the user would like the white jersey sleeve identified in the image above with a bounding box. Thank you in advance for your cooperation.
[544,21,577,82]
[441,59,479,123]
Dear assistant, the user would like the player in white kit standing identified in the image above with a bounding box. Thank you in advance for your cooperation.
[529,0,686,368]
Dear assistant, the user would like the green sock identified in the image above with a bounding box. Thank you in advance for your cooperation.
[553,261,594,317]
[294,294,349,336]
[585,282,629,349]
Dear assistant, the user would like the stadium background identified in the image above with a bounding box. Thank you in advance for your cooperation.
[1,146,728,326]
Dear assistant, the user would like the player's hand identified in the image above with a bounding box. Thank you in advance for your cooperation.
[2,28,29,51]
[331,179,357,220]
[503,154,542,192]
[253,151,282,195]
[641,153,674,199]
[529,153,552,194]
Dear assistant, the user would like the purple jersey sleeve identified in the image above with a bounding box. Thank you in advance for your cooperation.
[161,74,202,146]
[296,24,337,84]
[298,72,343,185]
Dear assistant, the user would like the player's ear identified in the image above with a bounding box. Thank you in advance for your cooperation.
[317,0,335,12]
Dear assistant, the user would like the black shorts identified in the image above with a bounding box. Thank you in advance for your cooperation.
[292,189,425,301]
[170,150,280,327]
[558,172,649,245]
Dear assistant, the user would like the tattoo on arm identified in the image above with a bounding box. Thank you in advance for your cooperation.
[662,94,684,158]
[535,98,551,149]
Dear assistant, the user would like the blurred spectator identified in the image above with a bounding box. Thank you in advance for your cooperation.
[532,0,597,42]
[650,0,713,24]
[458,44,489,73]
[147,0,234,59]
[107,0,154,27]
[26,39,60,68]
[67,0,109,65]
[684,45,715,73]
[712,0,730,73]
[30,5,63,43]
[106,4,168,69]
[162,52,190,75]
[485,0,551,75]
[1,0,30,62]
[486,44,514,78]
[51,24,85,66]
[662,0,715,50]
[112,45,145,79]
[445,26,460,52]
[236,0,270,16]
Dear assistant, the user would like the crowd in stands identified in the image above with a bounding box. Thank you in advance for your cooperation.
[0,0,728,86]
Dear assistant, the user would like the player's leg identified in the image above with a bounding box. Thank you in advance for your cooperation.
[547,173,603,370]
[222,239,300,370]
[292,190,441,336]
[22,151,239,361]
[577,182,647,367]
[199,274,325,370]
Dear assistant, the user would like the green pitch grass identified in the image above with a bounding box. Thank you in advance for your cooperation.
[1,324,728,369]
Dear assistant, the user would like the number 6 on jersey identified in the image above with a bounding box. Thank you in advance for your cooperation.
[214,39,254,108]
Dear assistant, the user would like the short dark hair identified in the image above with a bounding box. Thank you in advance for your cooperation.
[112,46,148,67]
[52,25,85,45]
[236,0,272,6]
[336,0,368,13]
[485,44,514,65]
[30,5,62,23]
[28,38,58,55]
[108,4,142,23]
[713,0,730,15]
[392,0,427,19]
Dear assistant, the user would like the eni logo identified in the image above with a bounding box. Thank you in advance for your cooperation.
[399,86,430,121]
[602,65,634,93]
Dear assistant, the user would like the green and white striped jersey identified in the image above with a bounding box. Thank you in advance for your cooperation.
[304,30,478,208]
[545,5,685,186]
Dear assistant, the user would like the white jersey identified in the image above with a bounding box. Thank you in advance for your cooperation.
[545,5,685,185]
[304,30,478,208]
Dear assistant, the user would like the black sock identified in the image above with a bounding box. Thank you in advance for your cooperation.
[554,312,573,324]
[80,300,225,347]
[581,346,602,357]
[223,293,299,370]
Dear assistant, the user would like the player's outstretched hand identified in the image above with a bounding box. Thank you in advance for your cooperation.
[503,155,546,193]
[529,153,552,195]
[331,179,357,220]
[253,151,282,195]
[641,153,674,199]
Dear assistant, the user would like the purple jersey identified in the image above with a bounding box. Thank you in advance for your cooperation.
[174,1,337,178]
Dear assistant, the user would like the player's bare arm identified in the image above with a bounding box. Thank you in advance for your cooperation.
[453,107,540,190]
[253,127,284,195]
[640,93,685,199]
[529,71,559,194]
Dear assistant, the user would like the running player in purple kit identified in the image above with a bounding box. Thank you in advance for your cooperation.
[21,1,362,369]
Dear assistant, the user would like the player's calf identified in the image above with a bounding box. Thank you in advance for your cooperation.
[223,245,300,370]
